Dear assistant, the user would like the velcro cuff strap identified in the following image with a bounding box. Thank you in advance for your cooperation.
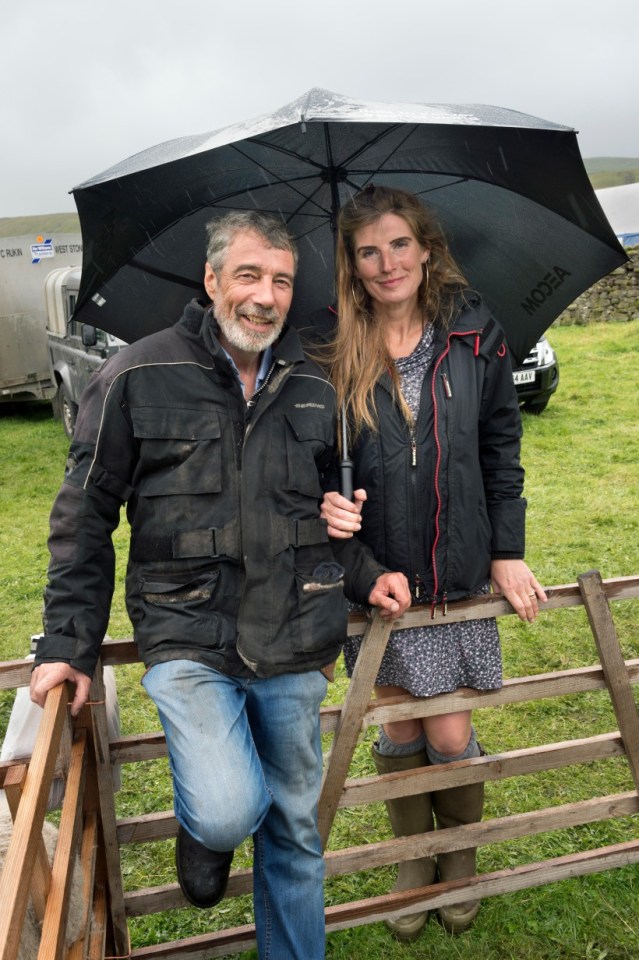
[90,464,135,501]
[33,635,79,663]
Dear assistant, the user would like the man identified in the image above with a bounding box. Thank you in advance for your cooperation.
[30,211,410,960]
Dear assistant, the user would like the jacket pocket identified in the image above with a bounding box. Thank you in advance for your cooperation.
[284,411,333,499]
[135,571,225,646]
[290,567,347,654]
[131,407,222,496]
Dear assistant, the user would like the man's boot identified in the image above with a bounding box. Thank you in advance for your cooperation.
[175,825,234,908]
[431,780,484,933]
[372,743,437,941]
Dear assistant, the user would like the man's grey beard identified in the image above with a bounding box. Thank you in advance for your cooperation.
[214,295,285,353]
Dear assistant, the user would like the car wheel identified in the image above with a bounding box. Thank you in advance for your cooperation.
[60,386,78,438]
[50,390,62,420]
[523,398,549,415]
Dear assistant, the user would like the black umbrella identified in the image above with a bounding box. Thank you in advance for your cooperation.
[71,87,626,363]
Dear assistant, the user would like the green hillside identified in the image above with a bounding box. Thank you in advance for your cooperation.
[583,157,639,189]
[0,212,80,238]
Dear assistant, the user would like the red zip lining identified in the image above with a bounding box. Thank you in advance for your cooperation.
[429,329,482,616]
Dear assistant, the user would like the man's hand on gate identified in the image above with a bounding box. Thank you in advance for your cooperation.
[30,662,92,717]
[368,572,411,621]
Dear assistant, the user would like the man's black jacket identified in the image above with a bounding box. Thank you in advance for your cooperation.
[35,302,385,679]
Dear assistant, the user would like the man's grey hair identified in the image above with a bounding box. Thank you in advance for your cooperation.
[205,211,298,275]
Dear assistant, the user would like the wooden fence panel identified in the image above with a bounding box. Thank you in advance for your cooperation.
[1,573,639,959]
[0,683,69,960]
[38,730,87,960]
[579,569,639,788]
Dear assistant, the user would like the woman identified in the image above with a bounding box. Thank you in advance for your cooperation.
[321,185,546,940]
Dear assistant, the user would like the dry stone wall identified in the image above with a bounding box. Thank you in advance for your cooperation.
[555,246,639,326]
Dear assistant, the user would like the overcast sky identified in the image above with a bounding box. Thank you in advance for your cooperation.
[2,0,637,218]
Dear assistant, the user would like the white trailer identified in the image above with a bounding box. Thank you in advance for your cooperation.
[0,225,83,403]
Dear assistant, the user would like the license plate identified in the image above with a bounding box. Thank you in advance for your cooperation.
[513,369,535,385]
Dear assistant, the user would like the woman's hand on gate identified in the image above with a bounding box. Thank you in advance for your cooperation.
[491,559,547,622]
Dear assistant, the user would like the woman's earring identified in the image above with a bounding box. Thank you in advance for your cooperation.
[351,278,365,310]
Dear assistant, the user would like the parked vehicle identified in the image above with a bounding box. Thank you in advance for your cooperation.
[45,267,126,436]
[512,334,560,414]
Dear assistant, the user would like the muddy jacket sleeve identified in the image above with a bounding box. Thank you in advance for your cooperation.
[35,369,134,678]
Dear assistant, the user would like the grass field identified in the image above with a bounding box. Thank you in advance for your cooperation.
[1,318,639,959]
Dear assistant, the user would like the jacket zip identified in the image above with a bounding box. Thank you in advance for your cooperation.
[377,371,424,599]
[429,328,482,616]
[407,372,433,603]
[243,360,279,440]
[408,420,422,598]
[246,360,277,409]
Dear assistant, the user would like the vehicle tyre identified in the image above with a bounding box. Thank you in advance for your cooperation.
[60,386,78,438]
[50,390,62,420]
[523,398,549,415]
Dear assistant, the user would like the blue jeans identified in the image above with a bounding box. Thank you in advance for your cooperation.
[142,660,328,960]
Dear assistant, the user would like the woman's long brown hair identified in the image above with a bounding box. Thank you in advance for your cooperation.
[325,185,469,440]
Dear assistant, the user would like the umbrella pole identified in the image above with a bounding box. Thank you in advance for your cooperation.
[330,172,353,499]
[339,405,354,501]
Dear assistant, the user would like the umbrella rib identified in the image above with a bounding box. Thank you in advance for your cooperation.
[280,184,338,227]
[221,144,335,219]
[346,171,469,193]
[205,180,333,222]
[198,177,330,217]
[239,123,406,170]
[336,124,442,188]
[227,123,426,219]
[335,123,408,168]
[129,258,204,289]
[238,138,327,171]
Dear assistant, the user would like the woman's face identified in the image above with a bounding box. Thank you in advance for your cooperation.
[352,213,429,311]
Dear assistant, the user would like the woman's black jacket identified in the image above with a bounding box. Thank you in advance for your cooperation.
[347,295,526,609]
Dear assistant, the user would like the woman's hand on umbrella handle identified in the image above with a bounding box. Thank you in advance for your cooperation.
[490,559,547,623]
[321,488,367,539]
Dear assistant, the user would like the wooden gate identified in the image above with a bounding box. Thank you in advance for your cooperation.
[1,569,638,960]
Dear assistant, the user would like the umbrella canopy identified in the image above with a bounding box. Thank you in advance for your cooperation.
[72,88,626,363]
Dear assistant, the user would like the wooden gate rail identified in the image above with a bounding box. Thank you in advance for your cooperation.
[0,667,127,960]
[1,571,638,960]
[4,576,635,692]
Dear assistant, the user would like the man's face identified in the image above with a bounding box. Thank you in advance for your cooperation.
[204,230,295,355]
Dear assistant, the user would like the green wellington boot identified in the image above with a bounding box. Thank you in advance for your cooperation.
[372,744,437,942]
[431,780,484,934]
